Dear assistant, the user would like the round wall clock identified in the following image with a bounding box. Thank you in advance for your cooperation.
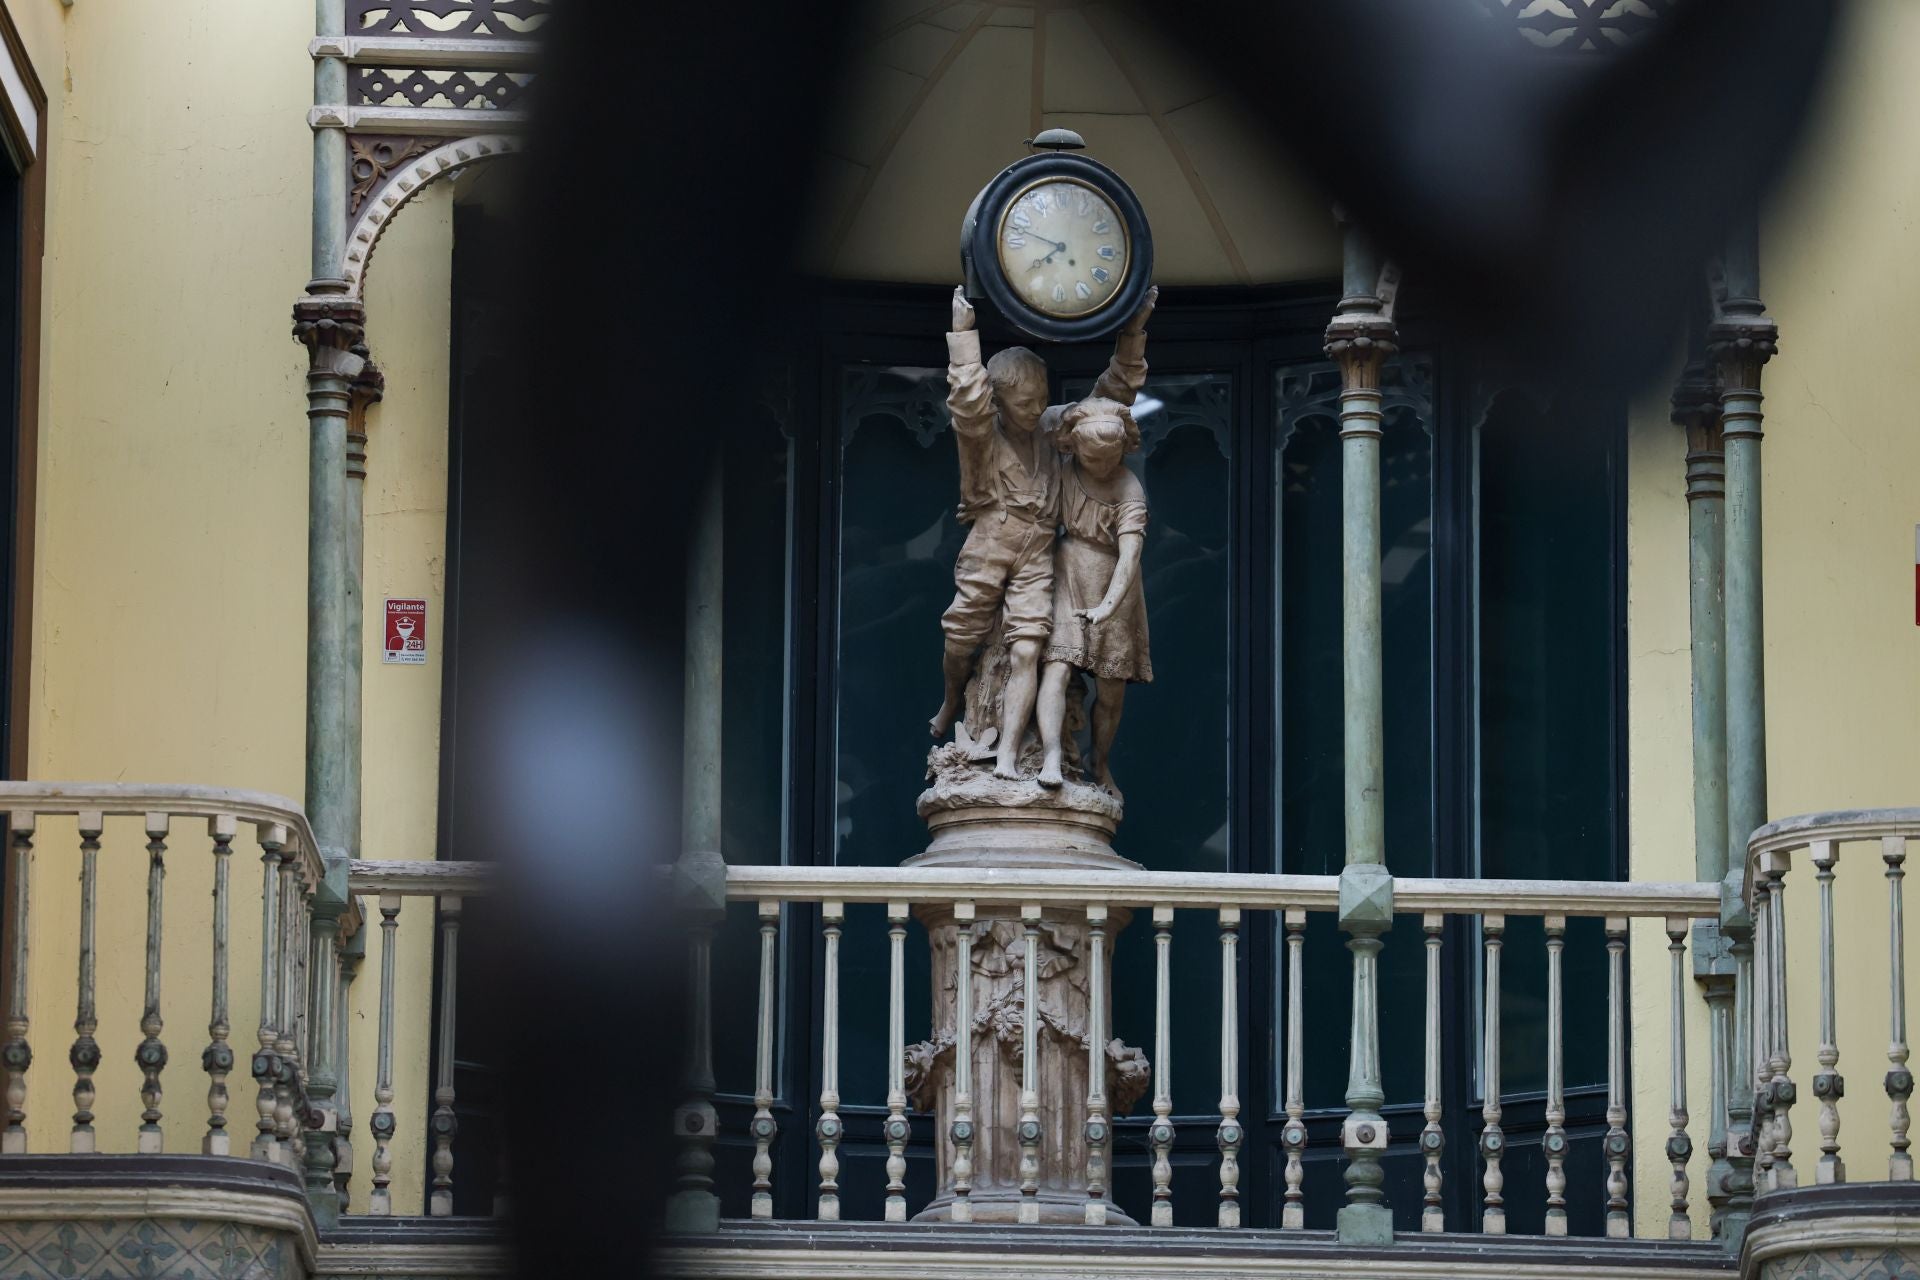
[961,130,1154,344]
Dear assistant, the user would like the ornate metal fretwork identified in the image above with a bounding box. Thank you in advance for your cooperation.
[348,136,436,218]
[348,0,551,38]
[1475,0,1674,53]
[354,68,530,111]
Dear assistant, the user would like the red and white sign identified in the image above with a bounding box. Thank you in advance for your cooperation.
[384,598,428,665]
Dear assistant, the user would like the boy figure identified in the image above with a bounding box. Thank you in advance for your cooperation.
[930,284,1157,779]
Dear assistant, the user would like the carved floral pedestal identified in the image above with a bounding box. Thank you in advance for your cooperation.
[905,767,1147,1224]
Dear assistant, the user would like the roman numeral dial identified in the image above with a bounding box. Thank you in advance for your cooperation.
[994,178,1129,319]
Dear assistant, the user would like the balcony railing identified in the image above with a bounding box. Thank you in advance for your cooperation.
[0,782,498,1233]
[686,864,1722,1239]
[0,781,1909,1277]
[1742,808,1920,1192]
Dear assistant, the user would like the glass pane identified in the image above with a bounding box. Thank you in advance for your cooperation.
[1273,357,1433,1108]
[714,420,793,1097]
[833,363,954,1105]
[1475,385,1617,1092]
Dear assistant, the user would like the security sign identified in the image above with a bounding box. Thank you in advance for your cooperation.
[384,598,428,666]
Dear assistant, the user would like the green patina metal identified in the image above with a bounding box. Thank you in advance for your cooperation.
[667,459,727,1234]
[1708,217,1778,1253]
[1327,224,1397,1246]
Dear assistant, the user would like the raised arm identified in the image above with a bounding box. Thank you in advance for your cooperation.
[946,286,995,438]
[1091,285,1158,406]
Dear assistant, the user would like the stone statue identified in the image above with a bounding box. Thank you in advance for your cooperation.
[1037,397,1150,792]
[929,285,1156,782]
[907,284,1157,1225]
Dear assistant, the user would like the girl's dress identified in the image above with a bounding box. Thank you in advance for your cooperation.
[1044,465,1153,683]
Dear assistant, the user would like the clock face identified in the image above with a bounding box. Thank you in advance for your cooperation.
[995,178,1129,319]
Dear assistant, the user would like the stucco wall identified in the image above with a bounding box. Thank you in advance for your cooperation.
[15,0,444,1208]
[1628,0,1920,1235]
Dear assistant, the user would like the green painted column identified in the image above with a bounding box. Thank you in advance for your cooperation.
[344,352,382,867]
[1674,356,1740,1234]
[294,0,358,1225]
[1708,219,1777,1251]
[667,457,727,1234]
[1326,225,1398,1246]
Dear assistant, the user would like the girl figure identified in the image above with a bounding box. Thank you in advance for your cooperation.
[1037,396,1152,791]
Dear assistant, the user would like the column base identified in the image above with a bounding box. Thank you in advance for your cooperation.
[1336,1201,1394,1246]
[664,1190,721,1235]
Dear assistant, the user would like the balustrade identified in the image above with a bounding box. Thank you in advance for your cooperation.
[711,862,1721,1235]
[0,786,345,1167]
[344,856,493,1219]
[1740,810,1920,1197]
[0,784,499,1226]
[0,781,1907,1248]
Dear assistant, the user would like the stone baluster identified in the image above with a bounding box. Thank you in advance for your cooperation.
[1281,908,1307,1229]
[1764,854,1796,1189]
[1421,913,1445,1233]
[1886,836,1912,1180]
[1668,918,1693,1239]
[136,812,170,1153]
[1149,906,1175,1226]
[818,903,845,1221]
[1728,902,1757,1225]
[368,894,400,1214]
[885,903,910,1224]
[1605,916,1631,1236]
[1750,870,1775,1191]
[203,815,237,1156]
[949,901,976,1222]
[1544,916,1568,1236]
[304,891,347,1222]
[68,812,102,1152]
[251,825,284,1161]
[1216,907,1242,1229]
[753,901,781,1220]
[1084,904,1111,1226]
[334,920,363,1207]
[0,812,29,1154]
[1480,914,1506,1235]
[1811,842,1844,1185]
[274,851,300,1152]
[429,895,462,1216]
[1017,904,1042,1225]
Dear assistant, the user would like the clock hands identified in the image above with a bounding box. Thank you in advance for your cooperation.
[1027,232,1068,269]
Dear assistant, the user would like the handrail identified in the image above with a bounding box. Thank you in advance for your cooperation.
[724,864,1719,918]
[1743,807,1920,906]
[0,781,333,888]
[349,859,493,896]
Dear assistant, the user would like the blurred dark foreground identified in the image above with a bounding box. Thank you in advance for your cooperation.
[457,1,1840,1272]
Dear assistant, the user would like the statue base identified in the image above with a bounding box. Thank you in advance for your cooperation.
[905,775,1144,1225]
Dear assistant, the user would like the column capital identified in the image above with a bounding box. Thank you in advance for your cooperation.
[292,294,367,357]
[1670,358,1723,433]
[1323,312,1399,390]
[1674,359,1726,501]
[346,345,384,481]
[1706,311,1779,392]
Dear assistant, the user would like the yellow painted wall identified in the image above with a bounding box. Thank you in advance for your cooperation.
[1629,0,1920,1235]
[348,182,453,1213]
[13,0,447,1206]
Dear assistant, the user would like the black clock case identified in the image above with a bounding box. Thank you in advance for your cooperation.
[961,150,1154,345]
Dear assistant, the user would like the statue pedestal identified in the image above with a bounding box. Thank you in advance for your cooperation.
[906,773,1145,1224]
